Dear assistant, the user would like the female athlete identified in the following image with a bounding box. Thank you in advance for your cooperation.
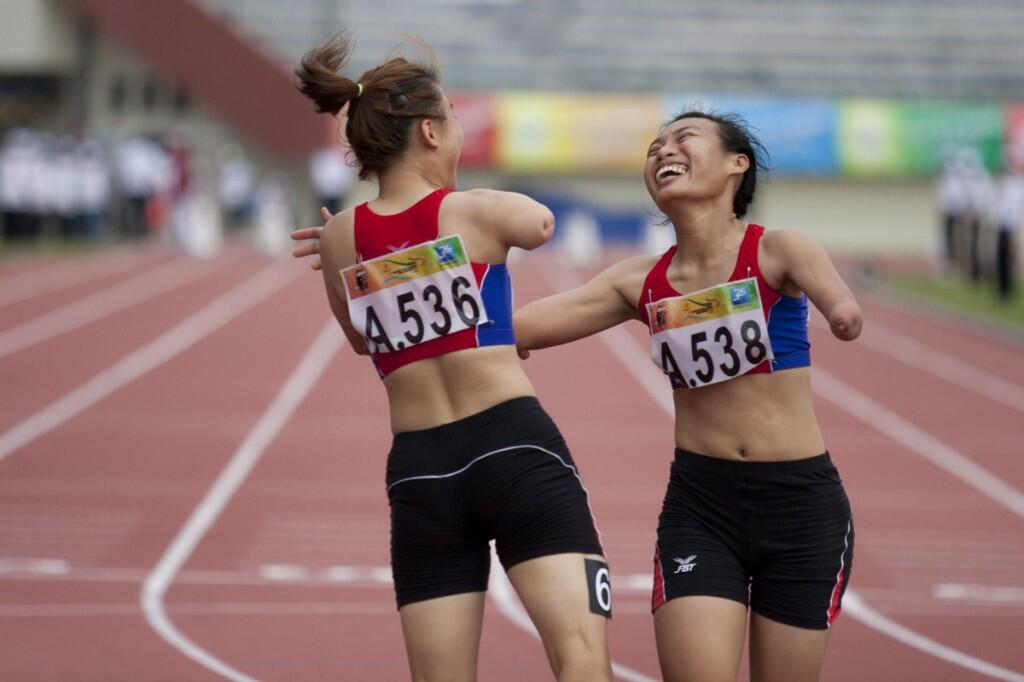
[293,33,612,682]
[514,111,862,682]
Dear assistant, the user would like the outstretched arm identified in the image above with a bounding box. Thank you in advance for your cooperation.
[290,207,333,271]
[763,230,862,341]
[515,256,648,352]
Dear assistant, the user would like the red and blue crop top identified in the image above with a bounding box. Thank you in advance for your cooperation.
[352,188,515,377]
[637,223,810,388]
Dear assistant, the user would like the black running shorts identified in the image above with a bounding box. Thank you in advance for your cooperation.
[653,449,854,630]
[386,397,604,608]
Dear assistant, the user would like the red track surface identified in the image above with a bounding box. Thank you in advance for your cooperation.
[1,243,1021,681]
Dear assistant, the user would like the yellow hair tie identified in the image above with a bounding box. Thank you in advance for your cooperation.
[355,83,363,98]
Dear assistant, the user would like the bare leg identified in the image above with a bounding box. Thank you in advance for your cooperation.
[399,592,486,682]
[654,596,747,682]
[506,553,612,682]
[748,612,832,682]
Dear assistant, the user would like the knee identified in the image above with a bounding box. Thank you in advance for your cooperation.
[549,628,612,682]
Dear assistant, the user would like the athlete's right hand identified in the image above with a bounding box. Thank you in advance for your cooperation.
[290,207,332,271]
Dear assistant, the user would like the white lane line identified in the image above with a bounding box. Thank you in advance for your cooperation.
[0,601,396,618]
[812,368,1024,520]
[0,252,242,359]
[811,316,1024,414]
[0,263,297,464]
[141,320,342,682]
[0,246,165,307]
[542,260,1024,681]
[843,593,1024,682]
[488,547,658,682]
[934,583,1024,604]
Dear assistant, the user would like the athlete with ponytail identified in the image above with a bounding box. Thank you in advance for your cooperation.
[293,33,612,682]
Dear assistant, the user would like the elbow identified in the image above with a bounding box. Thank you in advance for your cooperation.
[538,208,555,244]
[828,302,863,341]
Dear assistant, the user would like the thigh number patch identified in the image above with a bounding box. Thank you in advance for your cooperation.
[585,558,612,618]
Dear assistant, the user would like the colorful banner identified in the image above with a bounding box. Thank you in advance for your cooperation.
[496,92,661,173]
[839,100,1004,176]
[323,89,1014,178]
[837,100,904,176]
[663,95,838,175]
[899,103,1003,174]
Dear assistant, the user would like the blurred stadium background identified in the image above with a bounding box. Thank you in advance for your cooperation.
[2,0,1022,259]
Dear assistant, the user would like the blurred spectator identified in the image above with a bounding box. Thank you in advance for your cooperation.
[961,149,994,282]
[52,136,79,238]
[561,208,602,268]
[0,130,35,240]
[217,147,255,231]
[936,150,970,266]
[73,138,112,240]
[994,167,1023,299]
[310,145,354,216]
[252,176,293,257]
[115,135,171,239]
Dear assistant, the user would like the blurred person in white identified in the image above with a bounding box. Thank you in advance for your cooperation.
[309,143,354,216]
[24,133,56,240]
[115,135,171,239]
[51,136,80,239]
[162,134,223,259]
[936,148,970,267]
[995,141,1024,299]
[216,146,255,232]
[251,175,292,257]
[73,137,112,241]
[0,129,35,241]
[961,148,995,282]
[560,208,602,267]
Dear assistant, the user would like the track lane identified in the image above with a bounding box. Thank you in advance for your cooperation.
[0,258,321,681]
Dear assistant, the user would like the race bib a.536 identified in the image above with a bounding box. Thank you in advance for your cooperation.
[341,235,487,353]
[646,278,773,389]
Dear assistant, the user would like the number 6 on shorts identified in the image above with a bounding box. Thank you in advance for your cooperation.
[585,558,612,618]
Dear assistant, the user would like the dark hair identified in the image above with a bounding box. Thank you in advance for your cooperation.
[294,32,447,180]
[666,110,768,219]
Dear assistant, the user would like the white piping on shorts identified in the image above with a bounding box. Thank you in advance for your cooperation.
[385,443,605,549]
[388,444,560,490]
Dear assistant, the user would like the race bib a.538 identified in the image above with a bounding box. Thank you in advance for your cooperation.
[646,277,773,389]
[341,235,487,353]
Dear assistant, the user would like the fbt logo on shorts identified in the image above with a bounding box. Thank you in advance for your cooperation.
[673,555,698,574]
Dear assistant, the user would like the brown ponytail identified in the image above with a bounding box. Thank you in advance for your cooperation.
[294,32,448,180]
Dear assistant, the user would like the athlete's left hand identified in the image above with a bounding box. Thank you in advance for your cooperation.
[290,207,332,271]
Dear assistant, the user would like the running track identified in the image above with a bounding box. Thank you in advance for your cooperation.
[1,241,1021,681]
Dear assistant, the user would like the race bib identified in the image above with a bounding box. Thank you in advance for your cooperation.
[647,278,774,389]
[341,235,487,353]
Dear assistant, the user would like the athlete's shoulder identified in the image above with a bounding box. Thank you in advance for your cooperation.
[759,227,819,259]
[599,253,663,302]
[606,253,662,278]
[320,206,358,263]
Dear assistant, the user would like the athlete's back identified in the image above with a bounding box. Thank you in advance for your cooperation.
[320,187,552,432]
